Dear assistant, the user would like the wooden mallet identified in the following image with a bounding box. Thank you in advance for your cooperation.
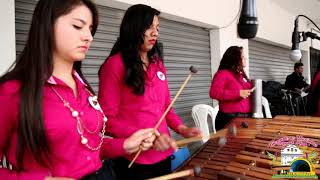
[128,66,198,168]
[147,166,201,180]
[175,124,237,147]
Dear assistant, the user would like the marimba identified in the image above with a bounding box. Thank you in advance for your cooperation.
[176,116,320,179]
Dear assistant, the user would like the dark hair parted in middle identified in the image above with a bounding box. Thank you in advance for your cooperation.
[106,4,162,95]
[218,46,248,80]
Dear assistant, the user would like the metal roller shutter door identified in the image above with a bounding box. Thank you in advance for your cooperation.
[249,40,293,84]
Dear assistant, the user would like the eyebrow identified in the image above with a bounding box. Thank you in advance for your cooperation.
[72,18,86,24]
[152,23,159,27]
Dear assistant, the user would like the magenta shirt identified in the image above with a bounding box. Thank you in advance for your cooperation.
[311,71,320,116]
[98,53,183,164]
[210,69,252,113]
[0,71,127,180]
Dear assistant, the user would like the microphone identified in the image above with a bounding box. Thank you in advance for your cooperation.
[237,0,258,39]
[305,32,320,41]
[289,18,302,62]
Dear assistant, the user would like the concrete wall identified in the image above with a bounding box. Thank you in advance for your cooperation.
[0,0,15,76]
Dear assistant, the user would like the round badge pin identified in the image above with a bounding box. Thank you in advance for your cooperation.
[88,96,101,111]
[243,77,247,82]
[157,71,165,81]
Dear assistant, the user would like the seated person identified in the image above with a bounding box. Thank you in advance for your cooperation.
[285,62,309,94]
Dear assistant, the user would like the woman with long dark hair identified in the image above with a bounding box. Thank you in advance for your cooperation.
[98,4,200,179]
[0,0,155,179]
[210,46,253,131]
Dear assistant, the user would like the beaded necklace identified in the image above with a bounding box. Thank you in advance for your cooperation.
[50,86,107,151]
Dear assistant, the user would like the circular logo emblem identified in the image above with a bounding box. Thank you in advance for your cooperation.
[243,77,247,82]
[157,71,165,81]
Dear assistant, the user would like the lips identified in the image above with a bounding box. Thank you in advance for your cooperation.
[149,39,156,45]
[79,46,88,51]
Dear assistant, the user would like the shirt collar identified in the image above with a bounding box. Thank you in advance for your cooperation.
[46,70,88,87]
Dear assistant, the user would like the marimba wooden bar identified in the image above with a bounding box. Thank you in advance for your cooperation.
[176,116,320,179]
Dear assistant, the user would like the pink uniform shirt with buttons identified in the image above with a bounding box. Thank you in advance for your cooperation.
[0,71,127,179]
[210,69,252,113]
[98,53,183,164]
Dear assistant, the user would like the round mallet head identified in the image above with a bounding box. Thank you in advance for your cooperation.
[193,166,201,176]
[241,121,249,128]
[189,66,198,73]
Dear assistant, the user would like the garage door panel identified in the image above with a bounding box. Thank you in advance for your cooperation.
[249,40,292,84]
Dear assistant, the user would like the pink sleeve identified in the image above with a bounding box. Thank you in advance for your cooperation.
[100,138,127,159]
[0,169,47,180]
[0,82,47,180]
[311,71,320,91]
[209,71,241,101]
[162,64,183,133]
[98,57,136,138]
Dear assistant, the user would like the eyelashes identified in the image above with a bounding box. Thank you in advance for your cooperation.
[73,25,82,30]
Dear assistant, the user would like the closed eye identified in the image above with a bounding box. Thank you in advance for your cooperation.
[73,25,82,30]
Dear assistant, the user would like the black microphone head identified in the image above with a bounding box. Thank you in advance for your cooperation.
[291,25,300,50]
[306,32,320,40]
[237,0,258,39]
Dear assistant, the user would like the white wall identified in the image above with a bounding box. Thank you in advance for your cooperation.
[104,0,240,28]
[0,0,15,75]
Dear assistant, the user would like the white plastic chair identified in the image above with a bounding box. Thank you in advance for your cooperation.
[262,96,272,118]
[191,104,219,143]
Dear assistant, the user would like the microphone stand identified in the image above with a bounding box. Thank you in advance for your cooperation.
[311,28,320,47]
[290,15,320,62]
[293,15,320,44]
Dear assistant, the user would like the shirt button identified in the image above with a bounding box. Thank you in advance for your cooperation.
[87,156,91,160]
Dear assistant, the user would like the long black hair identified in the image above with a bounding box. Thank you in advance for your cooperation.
[218,46,248,80]
[0,0,98,170]
[105,4,162,95]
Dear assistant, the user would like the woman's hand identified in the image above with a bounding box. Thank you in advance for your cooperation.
[123,128,155,154]
[240,89,252,99]
[178,125,201,138]
[153,133,177,152]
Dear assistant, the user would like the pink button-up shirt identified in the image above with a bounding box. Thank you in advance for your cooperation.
[210,69,252,113]
[311,71,320,116]
[98,53,183,164]
[0,71,127,180]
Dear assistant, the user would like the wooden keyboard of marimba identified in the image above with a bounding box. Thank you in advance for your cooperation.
[176,116,320,179]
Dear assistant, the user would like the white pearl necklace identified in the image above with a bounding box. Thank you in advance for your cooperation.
[51,86,108,151]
